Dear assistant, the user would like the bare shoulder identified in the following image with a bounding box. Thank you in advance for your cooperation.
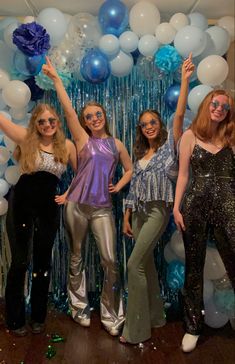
[114,137,124,151]
[65,138,76,150]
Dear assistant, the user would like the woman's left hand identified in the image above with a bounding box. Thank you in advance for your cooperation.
[55,191,68,205]
[108,183,120,194]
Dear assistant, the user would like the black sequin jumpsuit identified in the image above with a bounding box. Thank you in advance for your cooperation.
[181,143,235,335]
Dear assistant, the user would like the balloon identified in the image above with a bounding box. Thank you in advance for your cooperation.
[193,32,217,63]
[3,135,16,152]
[197,55,229,87]
[166,260,185,291]
[136,55,166,81]
[0,178,9,196]
[204,247,226,280]
[80,48,111,84]
[110,50,133,77]
[0,17,18,40]
[119,31,139,53]
[37,7,67,46]
[188,12,208,30]
[0,146,10,164]
[0,163,7,178]
[214,288,235,316]
[203,279,214,303]
[4,165,20,185]
[188,85,213,114]
[138,35,159,57]
[218,16,235,41]
[174,25,207,57]
[0,69,10,89]
[0,196,8,215]
[168,109,195,131]
[164,242,178,263]
[165,84,181,111]
[204,299,229,328]
[169,13,189,31]
[14,51,46,76]
[99,34,120,58]
[98,0,129,36]
[2,80,31,108]
[206,26,230,56]
[0,40,15,73]
[3,22,18,50]
[213,274,233,291]
[129,1,160,36]
[155,22,176,44]
[169,230,185,259]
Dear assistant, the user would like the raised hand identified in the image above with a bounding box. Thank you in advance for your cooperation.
[42,56,59,81]
[182,52,195,81]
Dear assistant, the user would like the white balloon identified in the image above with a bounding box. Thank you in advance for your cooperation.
[169,13,189,31]
[37,8,67,46]
[110,51,133,77]
[204,299,229,328]
[0,178,9,196]
[155,22,176,44]
[174,25,207,57]
[188,12,208,30]
[0,163,7,178]
[164,242,178,263]
[119,31,139,53]
[4,165,20,185]
[170,230,185,260]
[138,35,159,56]
[218,16,235,41]
[2,80,31,108]
[10,106,27,120]
[188,84,213,114]
[206,26,230,56]
[0,146,10,164]
[0,69,10,89]
[3,22,18,50]
[203,279,214,303]
[197,55,229,87]
[3,135,16,153]
[0,110,12,120]
[0,93,7,109]
[193,32,216,63]
[99,34,120,58]
[0,196,8,215]
[204,247,226,280]
[129,1,161,36]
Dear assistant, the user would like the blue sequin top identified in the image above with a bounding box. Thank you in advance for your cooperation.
[125,129,176,212]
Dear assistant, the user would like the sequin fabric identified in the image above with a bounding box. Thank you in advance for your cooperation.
[181,144,235,335]
[35,150,66,178]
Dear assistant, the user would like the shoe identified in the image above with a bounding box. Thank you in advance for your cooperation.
[181,333,199,353]
[10,326,28,337]
[30,321,45,334]
[73,316,91,327]
[104,326,120,336]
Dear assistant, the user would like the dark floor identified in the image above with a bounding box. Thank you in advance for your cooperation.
[0,299,234,364]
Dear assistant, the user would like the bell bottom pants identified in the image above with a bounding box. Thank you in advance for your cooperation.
[64,201,124,331]
[122,201,170,344]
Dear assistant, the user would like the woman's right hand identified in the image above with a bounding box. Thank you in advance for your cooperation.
[42,56,59,81]
[123,219,133,238]
[173,209,186,232]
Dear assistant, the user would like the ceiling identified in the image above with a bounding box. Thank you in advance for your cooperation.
[0,0,234,20]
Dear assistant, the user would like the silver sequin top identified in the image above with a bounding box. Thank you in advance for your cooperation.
[35,150,66,178]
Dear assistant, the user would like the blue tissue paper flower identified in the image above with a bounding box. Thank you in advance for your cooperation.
[154,45,182,73]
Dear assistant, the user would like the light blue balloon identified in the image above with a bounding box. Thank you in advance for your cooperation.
[0,40,15,73]
[0,17,18,40]
[80,48,111,84]
[168,109,195,131]
[14,51,46,76]
[214,289,235,316]
[98,0,129,36]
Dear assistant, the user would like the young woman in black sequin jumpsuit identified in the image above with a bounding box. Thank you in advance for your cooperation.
[173,90,235,352]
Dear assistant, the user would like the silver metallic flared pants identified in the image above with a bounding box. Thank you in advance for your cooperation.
[64,201,124,331]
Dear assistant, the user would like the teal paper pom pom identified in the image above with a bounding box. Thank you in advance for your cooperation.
[154,45,182,73]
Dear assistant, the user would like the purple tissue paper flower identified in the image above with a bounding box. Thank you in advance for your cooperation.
[13,21,50,57]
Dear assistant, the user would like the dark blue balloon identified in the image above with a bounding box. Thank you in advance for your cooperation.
[166,260,185,291]
[98,0,129,36]
[80,48,111,84]
[165,84,181,111]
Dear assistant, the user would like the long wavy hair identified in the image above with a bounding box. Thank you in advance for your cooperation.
[15,104,68,173]
[190,89,235,146]
[134,109,167,160]
[79,101,112,136]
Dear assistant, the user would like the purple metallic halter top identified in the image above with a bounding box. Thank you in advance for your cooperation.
[67,136,119,208]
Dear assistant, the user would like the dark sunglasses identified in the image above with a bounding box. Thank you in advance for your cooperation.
[210,100,230,112]
[84,111,103,121]
[139,119,158,129]
[37,117,57,126]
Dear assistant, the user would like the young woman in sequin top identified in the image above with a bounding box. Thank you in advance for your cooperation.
[173,90,235,352]
[0,105,77,336]
[43,57,133,337]
[119,55,195,345]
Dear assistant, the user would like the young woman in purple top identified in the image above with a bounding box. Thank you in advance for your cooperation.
[43,57,133,336]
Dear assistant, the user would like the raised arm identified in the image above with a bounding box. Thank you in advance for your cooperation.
[0,112,27,144]
[173,129,195,231]
[172,53,195,146]
[42,57,87,146]
[109,139,133,193]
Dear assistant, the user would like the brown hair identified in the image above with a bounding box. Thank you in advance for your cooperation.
[134,109,167,160]
[79,101,112,136]
[190,89,235,146]
[15,103,68,173]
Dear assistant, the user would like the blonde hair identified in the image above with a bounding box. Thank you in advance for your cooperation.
[191,89,235,147]
[15,104,68,173]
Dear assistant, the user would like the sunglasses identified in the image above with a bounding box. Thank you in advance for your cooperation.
[139,119,158,129]
[210,100,230,112]
[84,111,103,121]
[37,117,57,126]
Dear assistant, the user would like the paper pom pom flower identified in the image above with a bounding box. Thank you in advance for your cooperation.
[35,70,72,91]
[13,21,50,57]
[154,45,182,73]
